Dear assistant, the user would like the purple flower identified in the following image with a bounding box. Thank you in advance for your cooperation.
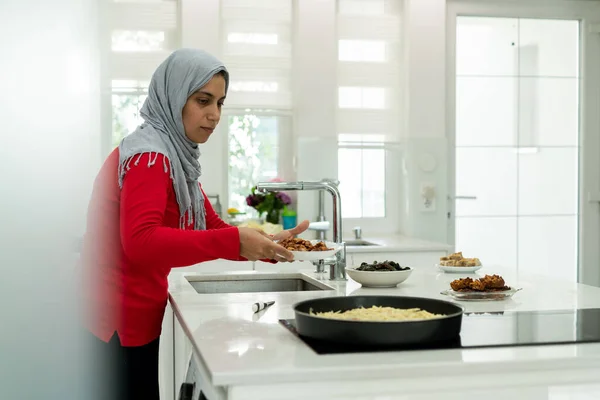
[276,192,292,205]
[246,194,260,207]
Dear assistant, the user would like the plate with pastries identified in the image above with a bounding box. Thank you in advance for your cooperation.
[440,274,522,301]
[276,237,342,261]
[437,251,482,273]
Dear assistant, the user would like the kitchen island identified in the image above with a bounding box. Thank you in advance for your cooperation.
[166,264,600,400]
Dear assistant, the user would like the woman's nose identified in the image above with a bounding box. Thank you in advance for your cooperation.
[207,106,220,121]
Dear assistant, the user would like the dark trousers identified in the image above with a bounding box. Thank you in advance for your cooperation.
[89,332,160,400]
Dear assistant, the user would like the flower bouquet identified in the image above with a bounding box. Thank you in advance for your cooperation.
[245,186,292,225]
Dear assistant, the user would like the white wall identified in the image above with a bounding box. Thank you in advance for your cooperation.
[180,0,452,244]
[0,0,102,398]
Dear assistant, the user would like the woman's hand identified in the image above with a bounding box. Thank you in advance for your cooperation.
[238,227,294,262]
[271,220,310,242]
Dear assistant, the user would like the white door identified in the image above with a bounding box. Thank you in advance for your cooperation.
[446,0,600,284]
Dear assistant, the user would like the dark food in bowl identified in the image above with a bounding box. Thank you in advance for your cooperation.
[356,260,410,272]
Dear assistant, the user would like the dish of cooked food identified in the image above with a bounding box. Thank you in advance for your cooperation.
[310,305,443,321]
[355,260,410,271]
[450,274,510,292]
[439,251,481,267]
[277,237,332,252]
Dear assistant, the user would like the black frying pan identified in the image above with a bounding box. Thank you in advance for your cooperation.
[293,295,464,347]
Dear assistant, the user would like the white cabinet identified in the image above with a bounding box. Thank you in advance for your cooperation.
[349,251,445,268]
[173,307,194,400]
[159,300,199,400]
[159,302,175,400]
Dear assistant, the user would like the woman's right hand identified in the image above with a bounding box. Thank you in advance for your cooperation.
[238,227,294,262]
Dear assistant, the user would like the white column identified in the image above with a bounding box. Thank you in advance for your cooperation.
[398,0,449,244]
[403,0,447,139]
[293,0,338,232]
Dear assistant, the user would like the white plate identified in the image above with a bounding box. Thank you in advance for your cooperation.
[437,264,483,273]
[283,240,342,261]
[345,267,413,288]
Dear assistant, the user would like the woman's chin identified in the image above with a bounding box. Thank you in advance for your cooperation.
[185,133,211,144]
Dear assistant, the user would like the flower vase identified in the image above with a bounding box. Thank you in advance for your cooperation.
[265,209,281,225]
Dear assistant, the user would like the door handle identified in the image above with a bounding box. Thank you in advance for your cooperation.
[448,195,477,200]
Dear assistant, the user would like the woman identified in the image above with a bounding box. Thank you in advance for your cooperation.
[81,48,307,400]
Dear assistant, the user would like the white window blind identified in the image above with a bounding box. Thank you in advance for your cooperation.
[107,0,179,82]
[336,0,402,220]
[104,0,180,148]
[336,0,402,136]
[220,0,293,110]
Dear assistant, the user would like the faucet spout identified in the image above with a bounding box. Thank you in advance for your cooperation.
[255,180,346,281]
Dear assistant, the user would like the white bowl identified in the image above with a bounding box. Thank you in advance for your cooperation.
[345,267,413,288]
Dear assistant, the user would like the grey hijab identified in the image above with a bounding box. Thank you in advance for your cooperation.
[118,48,229,230]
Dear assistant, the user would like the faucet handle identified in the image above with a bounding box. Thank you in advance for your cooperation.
[352,226,362,240]
[320,178,340,186]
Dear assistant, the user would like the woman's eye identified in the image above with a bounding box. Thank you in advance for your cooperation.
[197,98,209,105]
[218,102,225,108]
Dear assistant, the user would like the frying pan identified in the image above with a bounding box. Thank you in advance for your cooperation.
[293,295,464,347]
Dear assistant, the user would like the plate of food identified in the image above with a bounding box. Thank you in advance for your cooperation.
[276,238,342,261]
[440,274,522,301]
[437,251,482,273]
[345,261,413,288]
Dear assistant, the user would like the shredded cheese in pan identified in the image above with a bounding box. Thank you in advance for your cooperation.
[310,306,442,321]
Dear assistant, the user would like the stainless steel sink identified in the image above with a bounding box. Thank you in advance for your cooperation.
[186,272,335,294]
[344,239,380,247]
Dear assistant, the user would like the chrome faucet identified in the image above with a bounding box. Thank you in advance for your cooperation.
[256,180,347,281]
[313,178,339,241]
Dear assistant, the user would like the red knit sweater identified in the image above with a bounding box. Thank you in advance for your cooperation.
[81,148,240,346]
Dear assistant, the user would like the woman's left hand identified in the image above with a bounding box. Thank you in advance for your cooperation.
[271,220,310,242]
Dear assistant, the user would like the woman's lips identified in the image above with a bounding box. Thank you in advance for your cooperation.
[201,127,214,134]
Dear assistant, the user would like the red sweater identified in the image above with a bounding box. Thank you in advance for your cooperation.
[81,148,241,346]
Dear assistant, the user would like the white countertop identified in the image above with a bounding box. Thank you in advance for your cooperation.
[168,264,600,392]
[343,234,452,253]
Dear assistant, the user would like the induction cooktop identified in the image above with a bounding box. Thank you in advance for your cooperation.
[279,308,600,355]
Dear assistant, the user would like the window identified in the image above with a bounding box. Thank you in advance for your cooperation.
[111,81,148,147]
[338,0,385,16]
[221,0,293,211]
[102,0,180,152]
[338,87,386,109]
[229,81,279,93]
[228,114,280,212]
[339,40,386,62]
[338,135,386,218]
[111,30,166,52]
[227,33,278,45]
[336,0,401,223]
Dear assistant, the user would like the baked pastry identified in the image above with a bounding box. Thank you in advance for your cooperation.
[479,274,505,289]
[450,274,510,292]
[450,277,473,291]
[439,252,481,267]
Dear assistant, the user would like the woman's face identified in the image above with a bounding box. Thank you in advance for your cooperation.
[182,73,226,144]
